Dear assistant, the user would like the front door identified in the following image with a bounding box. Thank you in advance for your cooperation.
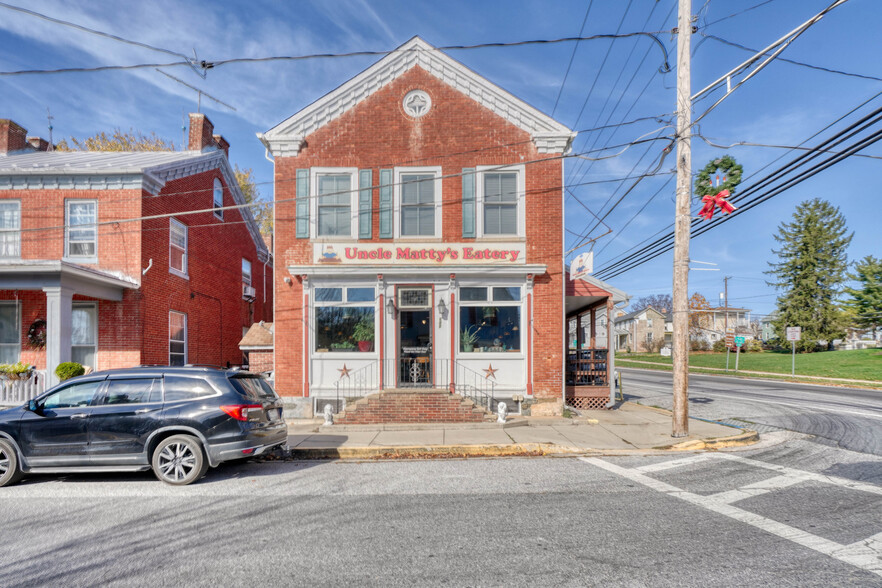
[397,287,433,387]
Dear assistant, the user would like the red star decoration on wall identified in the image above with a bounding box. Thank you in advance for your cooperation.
[483,364,498,380]
[338,364,351,379]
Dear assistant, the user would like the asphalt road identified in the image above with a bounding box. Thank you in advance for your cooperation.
[1,442,881,587]
[620,368,882,456]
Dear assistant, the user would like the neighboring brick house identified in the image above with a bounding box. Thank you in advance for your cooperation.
[613,307,667,352]
[259,36,575,418]
[0,114,271,386]
[239,321,274,373]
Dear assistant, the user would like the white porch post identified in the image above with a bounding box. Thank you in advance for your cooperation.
[43,286,74,387]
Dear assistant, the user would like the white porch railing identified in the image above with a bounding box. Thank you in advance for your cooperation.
[0,370,47,405]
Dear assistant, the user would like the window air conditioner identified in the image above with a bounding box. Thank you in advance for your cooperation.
[243,285,257,298]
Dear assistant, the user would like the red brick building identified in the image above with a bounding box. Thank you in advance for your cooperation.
[260,37,578,418]
[0,114,271,387]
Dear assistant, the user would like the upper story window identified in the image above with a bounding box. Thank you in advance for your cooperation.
[65,200,97,260]
[395,167,441,238]
[317,174,352,237]
[476,165,525,238]
[242,258,252,286]
[169,219,187,277]
[213,178,224,220]
[0,201,21,258]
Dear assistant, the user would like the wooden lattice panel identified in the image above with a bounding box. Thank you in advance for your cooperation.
[566,395,610,410]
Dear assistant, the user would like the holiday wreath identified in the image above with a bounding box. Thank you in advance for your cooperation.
[27,319,46,349]
[694,155,743,221]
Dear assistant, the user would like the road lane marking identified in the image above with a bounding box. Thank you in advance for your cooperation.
[707,474,810,504]
[580,457,882,577]
[635,454,713,473]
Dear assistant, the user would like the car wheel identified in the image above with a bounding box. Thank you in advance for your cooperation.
[0,439,23,487]
[152,435,208,486]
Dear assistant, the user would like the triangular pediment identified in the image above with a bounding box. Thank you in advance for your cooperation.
[258,36,575,156]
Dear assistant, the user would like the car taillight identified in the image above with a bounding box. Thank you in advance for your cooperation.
[220,404,263,421]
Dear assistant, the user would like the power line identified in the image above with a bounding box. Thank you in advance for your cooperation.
[0,33,672,77]
[699,0,779,28]
[552,1,594,116]
[700,33,882,83]
[0,1,205,78]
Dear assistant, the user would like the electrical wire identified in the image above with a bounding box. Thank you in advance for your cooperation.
[699,0,779,29]
[552,1,594,116]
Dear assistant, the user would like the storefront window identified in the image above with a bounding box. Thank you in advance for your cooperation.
[459,286,521,352]
[315,287,375,352]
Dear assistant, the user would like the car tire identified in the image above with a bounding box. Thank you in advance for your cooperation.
[0,439,23,487]
[151,435,209,486]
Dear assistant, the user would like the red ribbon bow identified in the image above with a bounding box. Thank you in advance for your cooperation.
[698,189,736,221]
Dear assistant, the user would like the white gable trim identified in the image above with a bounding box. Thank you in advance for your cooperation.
[258,36,575,156]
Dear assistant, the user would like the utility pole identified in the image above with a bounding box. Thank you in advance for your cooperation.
[671,0,692,438]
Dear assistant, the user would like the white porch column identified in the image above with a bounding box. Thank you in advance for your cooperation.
[43,286,74,387]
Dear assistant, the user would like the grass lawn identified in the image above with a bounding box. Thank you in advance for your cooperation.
[617,348,882,382]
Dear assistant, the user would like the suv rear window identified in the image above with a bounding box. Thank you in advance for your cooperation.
[230,376,278,400]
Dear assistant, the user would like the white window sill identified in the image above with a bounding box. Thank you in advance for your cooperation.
[63,256,98,264]
[169,268,189,280]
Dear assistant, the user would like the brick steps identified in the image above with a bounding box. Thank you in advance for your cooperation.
[335,388,494,424]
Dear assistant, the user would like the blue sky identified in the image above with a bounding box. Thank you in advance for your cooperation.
[1,0,879,318]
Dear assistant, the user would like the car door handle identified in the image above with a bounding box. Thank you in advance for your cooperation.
[134,408,153,414]
[70,413,88,419]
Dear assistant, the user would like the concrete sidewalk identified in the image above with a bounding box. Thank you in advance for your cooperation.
[283,402,758,459]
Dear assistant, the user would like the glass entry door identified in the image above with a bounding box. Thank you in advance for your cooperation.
[397,288,433,387]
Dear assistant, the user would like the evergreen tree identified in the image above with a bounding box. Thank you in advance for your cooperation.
[845,255,882,336]
[766,198,852,352]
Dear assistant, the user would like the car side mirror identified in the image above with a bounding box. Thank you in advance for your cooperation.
[27,399,38,412]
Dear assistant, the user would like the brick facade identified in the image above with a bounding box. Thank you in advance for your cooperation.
[267,39,572,417]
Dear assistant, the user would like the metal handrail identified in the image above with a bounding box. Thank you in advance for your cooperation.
[453,361,495,412]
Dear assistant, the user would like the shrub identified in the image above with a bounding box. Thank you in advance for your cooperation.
[691,339,710,352]
[712,339,728,353]
[55,362,85,381]
[746,339,763,352]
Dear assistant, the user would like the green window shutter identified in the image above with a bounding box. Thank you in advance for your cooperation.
[358,169,372,239]
[462,167,476,238]
[379,169,393,239]
[296,169,309,238]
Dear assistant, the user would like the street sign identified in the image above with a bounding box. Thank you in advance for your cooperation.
[786,327,801,341]
[734,336,745,347]
[725,327,735,348]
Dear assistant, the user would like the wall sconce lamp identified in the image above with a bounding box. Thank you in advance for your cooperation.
[437,297,447,316]
[386,298,397,316]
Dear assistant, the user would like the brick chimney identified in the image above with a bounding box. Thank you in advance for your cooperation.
[188,113,216,151]
[0,119,29,154]
[27,136,51,151]
[213,134,229,158]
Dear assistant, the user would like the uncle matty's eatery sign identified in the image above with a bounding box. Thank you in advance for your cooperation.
[313,242,526,265]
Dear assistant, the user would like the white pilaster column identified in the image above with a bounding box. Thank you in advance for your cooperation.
[43,286,74,387]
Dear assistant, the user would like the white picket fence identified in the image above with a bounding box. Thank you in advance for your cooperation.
[0,370,47,405]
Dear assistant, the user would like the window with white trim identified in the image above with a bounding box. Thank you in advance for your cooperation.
[169,218,187,276]
[317,174,352,237]
[0,302,20,364]
[242,258,252,286]
[459,286,521,352]
[476,166,525,238]
[314,287,375,353]
[213,178,224,220]
[169,311,187,366]
[394,167,441,238]
[0,201,21,258]
[71,303,97,369]
[65,200,97,259]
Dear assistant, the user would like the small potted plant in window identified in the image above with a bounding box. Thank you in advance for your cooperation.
[353,316,374,352]
[461,325,481,352]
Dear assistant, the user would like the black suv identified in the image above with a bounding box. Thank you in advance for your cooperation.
[0,366,287,486]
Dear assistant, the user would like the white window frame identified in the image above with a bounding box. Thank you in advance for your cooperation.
[169,311,187,366]
[242,258,252,286]
[457,284,524,355]
[310,167,358,240]
[475,164,525,238]
[65,199,98,261]
[0,301,21,364]
[213,178,224,220]
[312,284,378,354]
[0,200,21,259]
[169,218,188,278]
[71,302,98,369]
[393,166,442,239]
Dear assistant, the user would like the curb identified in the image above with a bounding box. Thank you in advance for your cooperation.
[664,429,761,451]
[288,442,582,460]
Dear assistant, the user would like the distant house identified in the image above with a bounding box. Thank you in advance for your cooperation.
[613,306,667,352]
[691,306,754,346]
[760,311,778,343]
[0,114,271,386]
